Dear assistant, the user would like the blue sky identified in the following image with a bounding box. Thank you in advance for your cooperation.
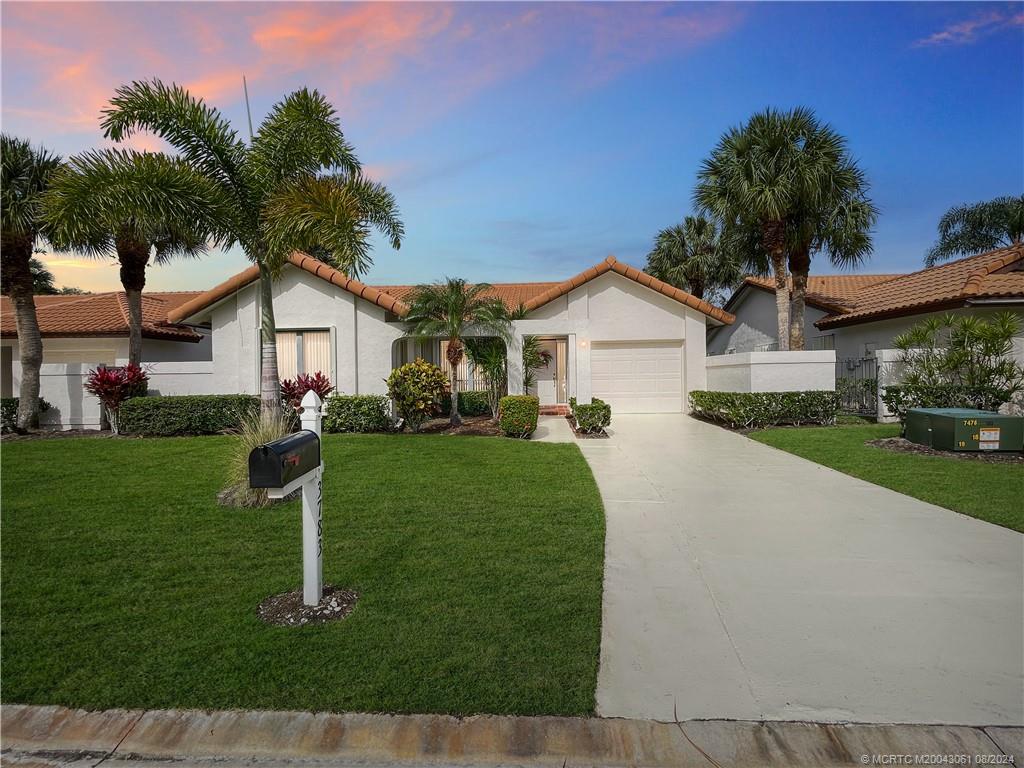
[2,1,1022,294]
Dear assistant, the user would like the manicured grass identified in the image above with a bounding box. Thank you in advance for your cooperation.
[1,434,605,715]
[750,424,1024,532]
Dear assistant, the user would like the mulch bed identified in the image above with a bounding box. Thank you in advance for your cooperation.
[564,415,609,439]
[257,584,360,627]
[867,436,1024,464]
[418,415,502,436]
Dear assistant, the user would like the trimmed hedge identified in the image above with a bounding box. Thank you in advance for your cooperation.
[689,390,840,430]
[882,383,1015,426]
[323,394,392,433]
[439,390,490,418]
[119,394,259,436]
[499,395,539,438]
[570,396,612,434]
[1,398,52,432]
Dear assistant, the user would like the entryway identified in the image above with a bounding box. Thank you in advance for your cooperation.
[530,338,568,407]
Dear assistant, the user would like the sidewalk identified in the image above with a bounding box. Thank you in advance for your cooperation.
[2,704,1020,768]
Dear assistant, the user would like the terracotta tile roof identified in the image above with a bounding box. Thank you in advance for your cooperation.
[167,252,410,323]
[740,274,903,312]
[815,243,1024,329]
[0,292,203,341]
[172,252,735,325]
[373,282,561,312]
[520,256,735,324]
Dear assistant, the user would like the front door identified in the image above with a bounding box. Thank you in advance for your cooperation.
[533,339,567,406]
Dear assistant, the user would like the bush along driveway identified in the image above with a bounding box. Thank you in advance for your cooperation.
[1,434,605,716]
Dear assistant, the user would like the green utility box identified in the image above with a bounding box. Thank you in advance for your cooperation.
[905,408,1024,452]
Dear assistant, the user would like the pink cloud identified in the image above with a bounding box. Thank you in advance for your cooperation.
[913,9,1024,47]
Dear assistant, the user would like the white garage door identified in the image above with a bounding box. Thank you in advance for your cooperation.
[591,341,683,413]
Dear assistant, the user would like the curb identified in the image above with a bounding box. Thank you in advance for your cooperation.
[2,704,1020,767]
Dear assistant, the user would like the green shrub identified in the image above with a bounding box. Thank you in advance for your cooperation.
[689,390,840,430]
[324,394,391,433]
[499,395,539,438]
[386,358,449,432]
[890,311,1024,414]
[439,390,490,418]
[573,397,612,434]
[1,398,51,432]
[881,383,1016,428]
[119,394,259,436]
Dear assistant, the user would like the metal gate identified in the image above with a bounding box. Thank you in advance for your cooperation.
[836,356,877,413]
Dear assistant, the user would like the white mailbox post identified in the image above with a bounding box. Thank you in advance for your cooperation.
[265,390,325,606]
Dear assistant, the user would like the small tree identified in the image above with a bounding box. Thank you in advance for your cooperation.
[889,312,1024,416]
[386,359,448,432]
[465,338,507,420]
[403,279,511,427]
[83,364,149,434]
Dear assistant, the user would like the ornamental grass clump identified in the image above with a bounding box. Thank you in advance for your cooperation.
[83,363,148,434]
[386,358,449,432]
[219,407,297,509]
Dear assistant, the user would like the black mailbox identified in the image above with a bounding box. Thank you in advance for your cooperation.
[248,430,321,489]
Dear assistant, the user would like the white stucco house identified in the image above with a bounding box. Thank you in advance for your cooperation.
[707,244,1024,365]
[2,253,736,428]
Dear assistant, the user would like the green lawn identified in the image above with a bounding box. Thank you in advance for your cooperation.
[1,434,605,715]
[751,424,1024,532]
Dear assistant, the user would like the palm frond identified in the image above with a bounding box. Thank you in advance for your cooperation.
[41,148,230,259]
[1,134,62,241]
[925,195,1024,266]
[101,79,247,201]
[249,88,359,188]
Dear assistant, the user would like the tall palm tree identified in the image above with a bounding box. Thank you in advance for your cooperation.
[644,215,742,301]
[43,149,224,364]
[100,80,403,415]
[696,107,848,350]
[925,195,1024,266]
[1,135,62,430]
[785,159,878,350]
[403,279,511,427]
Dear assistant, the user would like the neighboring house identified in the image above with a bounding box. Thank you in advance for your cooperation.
[708,244,1024,364]
[2,253,735,427]
[0,291,216,428]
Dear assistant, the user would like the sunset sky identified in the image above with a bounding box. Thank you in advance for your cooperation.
[2,1,1022,294]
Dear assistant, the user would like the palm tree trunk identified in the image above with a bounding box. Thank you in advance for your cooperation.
[117,239,149,366]
[771,250,790,351]
[788,247,810,351]
[763,220,790,351]
[2,235,43,430]
[447,339,463,427]
[258,261,281,418]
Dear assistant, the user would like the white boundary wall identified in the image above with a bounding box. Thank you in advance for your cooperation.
[17,358,216,430]
[705,350,836,393]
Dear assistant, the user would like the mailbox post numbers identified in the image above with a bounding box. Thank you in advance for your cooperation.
[299,391,324,606]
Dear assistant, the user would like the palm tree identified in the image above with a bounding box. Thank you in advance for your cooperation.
[100,80,403,415]
[925,196,1024,266]
[785,157,878,350]
[696,107,850,350]
[43,149,223,364]
[403,279,511,427]
[1,135,62,430]
[644,215,742,301]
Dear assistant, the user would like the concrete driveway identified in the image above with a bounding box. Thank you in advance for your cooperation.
[581,415,1023,726]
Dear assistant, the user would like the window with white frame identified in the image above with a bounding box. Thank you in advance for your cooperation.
[276,330,332,381]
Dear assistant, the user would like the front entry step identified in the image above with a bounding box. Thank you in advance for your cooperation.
[539,404,570,416]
